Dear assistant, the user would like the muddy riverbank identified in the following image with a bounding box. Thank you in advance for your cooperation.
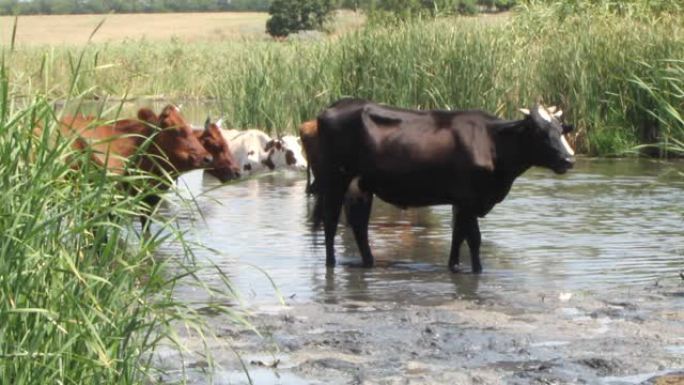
[154,159,684,384]
[155,277,684,384]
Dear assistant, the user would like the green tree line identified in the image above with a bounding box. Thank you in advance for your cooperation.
[361,0,516,16]
[266,0,516,37]
[0,0,518,15]
[0,0,271,15]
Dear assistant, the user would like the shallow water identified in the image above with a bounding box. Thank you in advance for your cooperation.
[159,158,684,308]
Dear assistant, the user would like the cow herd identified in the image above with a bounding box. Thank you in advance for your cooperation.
[52,99,576,273]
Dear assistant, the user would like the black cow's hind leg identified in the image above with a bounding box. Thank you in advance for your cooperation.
[449,208,482,273]
[305,164,313,195]
[448,206,467,273]
[465,216,482,273]
[323,191,345,267]
[346,195,374,267]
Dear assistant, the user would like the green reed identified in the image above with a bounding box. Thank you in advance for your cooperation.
[630,60,684,156]
[0,57,245,383]
[4,5,683,155]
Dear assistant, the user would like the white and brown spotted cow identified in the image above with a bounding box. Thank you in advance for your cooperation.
[220,127,303,175]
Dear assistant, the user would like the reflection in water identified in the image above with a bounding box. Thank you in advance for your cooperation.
[159,159,684,307]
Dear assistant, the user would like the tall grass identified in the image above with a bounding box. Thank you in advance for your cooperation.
[0,59,244,383]
[3,5,684,155]
[631,60,684,156]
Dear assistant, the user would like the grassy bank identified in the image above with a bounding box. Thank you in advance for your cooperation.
[0,64,240,383]
[3,5,684,156]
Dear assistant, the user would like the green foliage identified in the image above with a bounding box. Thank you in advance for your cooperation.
[363,0,516,20]
[519,0,682,18]
[4,6,684,156]
[266,0,333,37]
[0,52,244,383]
[456,0,478,15]
[480,0,516,10]
[0,0,272,15]
[631,61,684,156]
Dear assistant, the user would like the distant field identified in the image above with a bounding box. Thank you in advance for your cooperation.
[0,12,270,45]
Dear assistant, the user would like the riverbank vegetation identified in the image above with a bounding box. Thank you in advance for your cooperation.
[7,2,680,156]
[0,60,243,383]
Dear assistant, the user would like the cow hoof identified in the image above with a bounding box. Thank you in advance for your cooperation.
[449,264,462,273]
[340,261,374,268]
[472,265,483,274]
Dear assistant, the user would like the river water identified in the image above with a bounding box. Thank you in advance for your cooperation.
[162,158,683,306]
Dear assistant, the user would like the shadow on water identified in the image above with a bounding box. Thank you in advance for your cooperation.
[157,158,684,309]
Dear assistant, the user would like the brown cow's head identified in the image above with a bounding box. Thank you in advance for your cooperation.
[140,105,213,173]
[519,104,575,174]
[194,117,241,182]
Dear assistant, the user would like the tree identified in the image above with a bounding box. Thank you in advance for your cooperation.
[363,0,517,19]
[266,0,333,38]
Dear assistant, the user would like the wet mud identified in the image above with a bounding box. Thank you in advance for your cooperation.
[155,279,684,385]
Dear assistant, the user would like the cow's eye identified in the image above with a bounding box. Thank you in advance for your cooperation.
[179,129,190,138]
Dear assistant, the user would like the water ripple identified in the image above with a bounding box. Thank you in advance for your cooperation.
[159,159,684,306]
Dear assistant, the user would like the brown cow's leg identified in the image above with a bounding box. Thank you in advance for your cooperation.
[346,195,374,267]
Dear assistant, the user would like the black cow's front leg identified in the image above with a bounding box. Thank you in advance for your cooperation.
[345,193,374,267]
[140,194,161,233]
[465,216,482,273]
[448,208,482,273]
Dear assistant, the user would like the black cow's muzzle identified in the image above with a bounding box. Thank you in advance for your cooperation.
[553,157,575,174]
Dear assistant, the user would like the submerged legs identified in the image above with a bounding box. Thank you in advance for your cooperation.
[323,191,344,267]
[448,206,482,273]
[346,194,374,267]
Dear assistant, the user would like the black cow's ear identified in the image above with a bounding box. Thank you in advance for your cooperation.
[562,124,574,134]
[204,116,211,131]
[496,120,528,135]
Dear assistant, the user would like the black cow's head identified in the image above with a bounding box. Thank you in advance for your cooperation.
[520,104,575,174]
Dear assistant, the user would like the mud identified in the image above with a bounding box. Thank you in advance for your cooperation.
[155,277,684,385]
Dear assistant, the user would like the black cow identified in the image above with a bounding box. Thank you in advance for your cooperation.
[313,98,575,273]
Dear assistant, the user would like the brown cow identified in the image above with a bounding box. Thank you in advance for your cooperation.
[193,117,241,182]
[57,104,213,228]
[299,119,320,194]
